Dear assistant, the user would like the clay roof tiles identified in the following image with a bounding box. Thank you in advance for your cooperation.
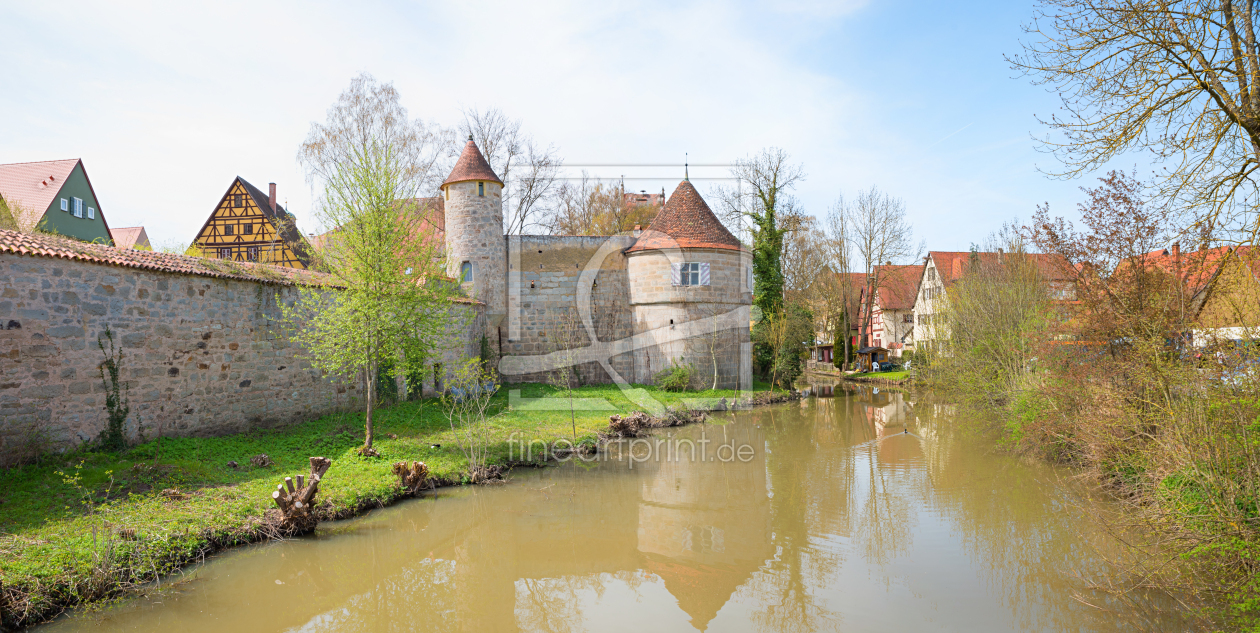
[109,226,150,250]
[442,138,502,187]
[0,159,82,232]
[626,180,743,253]
[873,264,925,311]
[0,228,333,286]
[929,251,1075,285]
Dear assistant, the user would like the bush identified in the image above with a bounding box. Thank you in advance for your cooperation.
[655,362,693,392]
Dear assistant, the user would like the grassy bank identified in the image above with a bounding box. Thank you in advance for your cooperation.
[0,382,779,629]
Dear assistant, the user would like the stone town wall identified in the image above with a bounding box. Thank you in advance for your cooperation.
[502,235,638,384]
[0,252,481,466]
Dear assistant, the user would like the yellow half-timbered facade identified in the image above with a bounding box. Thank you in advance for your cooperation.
[192,177,312,269]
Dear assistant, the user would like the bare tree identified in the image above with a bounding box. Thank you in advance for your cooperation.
[843,186,919,348]
[1010,1,1260,240]
[460,107,562,235]
[546,172,657,235]
[301,73,451,199]
[711,148,806,317]
[821,201,860,368]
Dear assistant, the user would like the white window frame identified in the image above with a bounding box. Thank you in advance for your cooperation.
[672,262,710,287]
[87,207,95,219]
[60,198,68,212]
[72,197,83,218]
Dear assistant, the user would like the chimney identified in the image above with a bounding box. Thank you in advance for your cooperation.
[1171,242,1180,259]
[268,183,277,211]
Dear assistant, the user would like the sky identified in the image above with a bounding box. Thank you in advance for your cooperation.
[1,0,1122,255]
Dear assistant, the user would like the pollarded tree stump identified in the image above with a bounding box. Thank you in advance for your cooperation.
[392,460,429,495]
[270,457,332,534]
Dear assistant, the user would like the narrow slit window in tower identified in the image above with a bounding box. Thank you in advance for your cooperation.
[478,182,485,197]
[460,261,473,283]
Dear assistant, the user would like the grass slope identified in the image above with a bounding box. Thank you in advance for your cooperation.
[0,382,769,628]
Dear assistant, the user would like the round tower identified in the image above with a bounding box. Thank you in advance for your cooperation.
[441,136,507,340]
[625,180,752,388]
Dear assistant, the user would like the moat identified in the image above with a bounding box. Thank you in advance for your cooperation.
[38,384,1189,632]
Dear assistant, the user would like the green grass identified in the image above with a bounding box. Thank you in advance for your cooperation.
[0,381,778,628]
[846,370,910,381]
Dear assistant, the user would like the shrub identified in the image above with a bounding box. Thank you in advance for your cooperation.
[656,362,693,392]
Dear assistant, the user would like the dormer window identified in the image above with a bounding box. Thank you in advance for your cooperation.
[478,182,484,197]
[225,224,234,236]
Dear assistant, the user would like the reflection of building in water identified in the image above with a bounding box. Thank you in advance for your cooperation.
[634,422,773,630]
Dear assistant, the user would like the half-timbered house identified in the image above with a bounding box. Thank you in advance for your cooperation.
[191,177,312,268]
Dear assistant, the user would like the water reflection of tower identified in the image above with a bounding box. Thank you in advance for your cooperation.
[635,422,774,630]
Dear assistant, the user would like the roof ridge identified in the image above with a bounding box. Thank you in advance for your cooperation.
[0,158,80,168]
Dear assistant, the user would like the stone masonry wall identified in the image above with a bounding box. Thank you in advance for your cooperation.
[502,235,637,384]
[0,252,482,466]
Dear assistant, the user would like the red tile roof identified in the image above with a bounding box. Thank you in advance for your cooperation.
[442,137,502,187]
[0,228,484,307]
[109,226,150,250]
[0,159,81,231]
[1138,244,1233,295]
[0,228,335,286]
[626,180,743,253]
[930,251,1074,285]
[873,264,925,311]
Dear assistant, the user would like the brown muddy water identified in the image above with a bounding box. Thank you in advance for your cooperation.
[38,385,1191,632]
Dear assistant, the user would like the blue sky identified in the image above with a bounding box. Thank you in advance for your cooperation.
[1,0,1120,253]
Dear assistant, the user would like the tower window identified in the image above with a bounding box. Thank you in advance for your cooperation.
[478,182,484,197]
[460,261,473,283]
[672,262,709,286]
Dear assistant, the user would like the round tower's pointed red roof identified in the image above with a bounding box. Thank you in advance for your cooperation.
[626,180,743,253]
[442,136,502,188]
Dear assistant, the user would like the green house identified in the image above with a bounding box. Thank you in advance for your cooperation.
[0,159,113,244]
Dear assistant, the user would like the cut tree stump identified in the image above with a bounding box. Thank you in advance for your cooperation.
[392,461,429,494]
[270,456,332,534]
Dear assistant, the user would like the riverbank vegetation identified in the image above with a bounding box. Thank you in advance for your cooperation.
[0,381,780,629]
[921,173,1260,629]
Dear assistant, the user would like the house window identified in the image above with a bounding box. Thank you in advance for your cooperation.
[60,198,68,212]
[233,194,244,208]
[673,262,710,286]
[87,207,95,219]
[72,197,83,218]
[246,246,260,261]
[903,313,913,323]
[224,224,234,236]
[245,223,254,235]
[478,182,485,197]
[460,261,473,283]
[219,247,233,259]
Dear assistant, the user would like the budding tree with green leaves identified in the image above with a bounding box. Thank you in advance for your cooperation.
[289,73,455,451]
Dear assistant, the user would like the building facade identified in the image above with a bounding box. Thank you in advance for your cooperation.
[0,159,113,245]
[191,177,312,268]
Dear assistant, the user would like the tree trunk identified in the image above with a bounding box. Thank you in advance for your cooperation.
[364,363,375,448]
